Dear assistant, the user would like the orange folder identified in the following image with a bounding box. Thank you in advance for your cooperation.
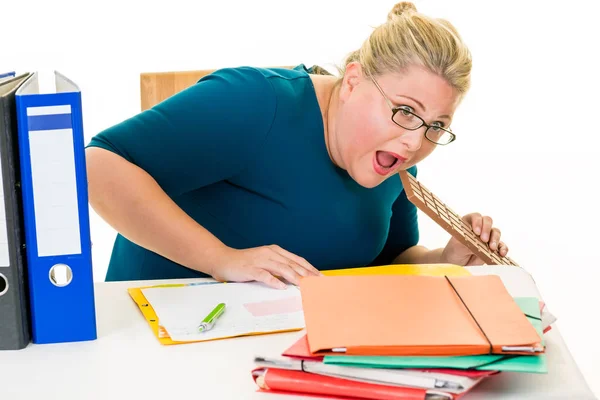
[299,274,544,357]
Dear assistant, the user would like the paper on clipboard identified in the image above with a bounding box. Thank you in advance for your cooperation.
[139,281,305,342]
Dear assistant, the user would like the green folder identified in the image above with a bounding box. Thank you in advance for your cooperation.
[323,297,547,374]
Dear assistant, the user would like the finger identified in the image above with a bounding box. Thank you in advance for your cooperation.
[262,258,305,286]
[463,213,482,235]
[269,245,322,276]
[251,268,287,289]
[286,253,321,276]
[498,241,509,256]
[268,245,320,276]
[270,253,310,285]
[479,216,493,242]
[266,249,312,279]
[488,227,502,251]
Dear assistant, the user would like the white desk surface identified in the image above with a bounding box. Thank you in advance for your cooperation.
[1,267,597,400]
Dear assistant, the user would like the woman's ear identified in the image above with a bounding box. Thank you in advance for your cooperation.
[339,62,363,102]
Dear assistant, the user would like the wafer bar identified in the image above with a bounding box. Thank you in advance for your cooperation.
[399,170,518,266]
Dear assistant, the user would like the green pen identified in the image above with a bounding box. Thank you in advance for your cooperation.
[198,303,226,332]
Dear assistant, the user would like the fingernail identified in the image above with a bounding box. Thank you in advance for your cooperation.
[481,233,488,241]
[474,227,481,235]
[490,241,497,250]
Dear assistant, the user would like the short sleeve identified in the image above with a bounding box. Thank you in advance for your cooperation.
[86,67,277,197]
[371,165,420,265]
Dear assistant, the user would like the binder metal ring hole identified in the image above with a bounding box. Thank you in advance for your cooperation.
[49,264,73,287]
[0,273,8,296]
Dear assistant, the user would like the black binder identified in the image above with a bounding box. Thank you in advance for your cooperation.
[0,73,32,350]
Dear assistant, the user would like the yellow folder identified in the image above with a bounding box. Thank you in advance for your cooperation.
[322,263,471,277]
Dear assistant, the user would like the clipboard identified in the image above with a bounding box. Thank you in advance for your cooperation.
[128,281,305,345]
[129,281,227,345]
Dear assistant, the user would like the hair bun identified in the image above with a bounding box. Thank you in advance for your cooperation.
[388,2,417,20]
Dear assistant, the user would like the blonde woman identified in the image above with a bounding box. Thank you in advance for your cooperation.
[85,2,509,288]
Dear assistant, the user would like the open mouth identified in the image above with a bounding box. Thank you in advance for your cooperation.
[373,151,399,175]
[373,151,404,176]
[377,150,399,168]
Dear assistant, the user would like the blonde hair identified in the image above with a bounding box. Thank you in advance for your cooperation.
[340,2,472,97]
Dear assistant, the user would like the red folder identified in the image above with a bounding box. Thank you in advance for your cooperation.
[283,334,324,360]
[252,367,469,400]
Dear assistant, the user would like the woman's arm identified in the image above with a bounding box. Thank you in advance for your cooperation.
[85,67,320,287]
[391,245,444,264]
[86,146,227,276]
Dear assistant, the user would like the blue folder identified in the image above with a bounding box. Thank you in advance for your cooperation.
[14,71,96,344]
[0,72,16,81]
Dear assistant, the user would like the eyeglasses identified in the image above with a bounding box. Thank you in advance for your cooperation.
[370,76,456,145]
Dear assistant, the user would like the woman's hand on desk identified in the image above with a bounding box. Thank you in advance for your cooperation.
[441,212,509,266]
[209,245,322,289]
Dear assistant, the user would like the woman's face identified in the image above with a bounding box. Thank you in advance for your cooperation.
[333,62,461,188]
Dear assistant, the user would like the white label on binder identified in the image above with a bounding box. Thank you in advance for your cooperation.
[28,113,81,257]
[26,105,71,116]
[0,149,9,266]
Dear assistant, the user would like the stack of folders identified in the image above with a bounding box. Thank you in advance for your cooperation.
[252,274,548,399]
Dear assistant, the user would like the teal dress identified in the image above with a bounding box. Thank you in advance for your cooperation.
[86,65,419,281]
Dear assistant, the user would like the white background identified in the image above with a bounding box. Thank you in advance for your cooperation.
[3,0,599,396]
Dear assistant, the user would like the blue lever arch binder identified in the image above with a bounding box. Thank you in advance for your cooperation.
[0,72,16,81]
[15,71,96,344]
